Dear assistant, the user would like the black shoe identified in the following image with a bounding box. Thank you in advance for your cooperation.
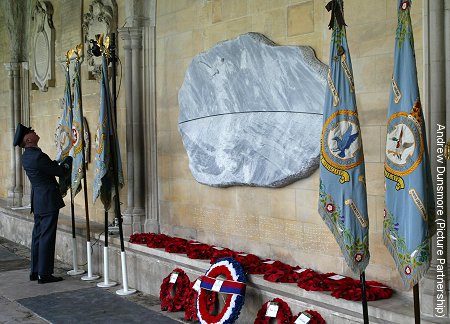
[38,275,64,284]
[30,272,38,281]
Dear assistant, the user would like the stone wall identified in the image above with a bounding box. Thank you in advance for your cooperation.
[156,0,424,289]
[0,0,425,290]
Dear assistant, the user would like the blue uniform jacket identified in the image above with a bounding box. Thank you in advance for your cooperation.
[22,147,67,214]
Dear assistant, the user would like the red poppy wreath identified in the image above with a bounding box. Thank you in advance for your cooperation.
[160,268,190,312]
[254,298,293,324]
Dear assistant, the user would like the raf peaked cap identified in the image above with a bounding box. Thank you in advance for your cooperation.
[13,123,32,147]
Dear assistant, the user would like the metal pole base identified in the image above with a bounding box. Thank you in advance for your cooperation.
[81,274,100,281]
[97,281,117,288]
[67,269,85,276]
[116,288,136,296]
[81,241,100,281]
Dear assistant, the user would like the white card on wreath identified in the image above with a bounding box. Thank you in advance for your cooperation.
[193,279,201,292]
[295,312,312,324]
[265,303,279,317]
[211,279,224,292]
[328,274,346,280]
[169,272,179,283]
[263,260,275,264]
[294,268,307,274]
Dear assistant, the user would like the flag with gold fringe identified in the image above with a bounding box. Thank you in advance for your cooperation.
[55,65,73,162]
[93,55,124,210]
[318,0,370,274]
[69,61,84,198]
[383,0,434,289]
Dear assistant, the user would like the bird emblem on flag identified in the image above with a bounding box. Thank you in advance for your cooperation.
[330,122,359,159]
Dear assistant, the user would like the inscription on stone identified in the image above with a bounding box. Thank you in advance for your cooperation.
[178,33,327,188]
[34,32,49,79]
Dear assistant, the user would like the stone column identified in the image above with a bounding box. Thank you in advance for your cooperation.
[421,0,450,319]
[131,29,145,228]
[20,62,31,206]
[120,30,134,228]
[5,62,22,207]
[119,27,145,236]
[143,20,159,233]
[120,0,159,235]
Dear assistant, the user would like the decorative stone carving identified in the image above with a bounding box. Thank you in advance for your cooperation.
[31,1,55,91]
[178,33,327,188]
[82,0,117,80]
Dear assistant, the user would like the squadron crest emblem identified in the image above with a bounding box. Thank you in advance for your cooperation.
[321,110,364,183]
[385,100,424,178]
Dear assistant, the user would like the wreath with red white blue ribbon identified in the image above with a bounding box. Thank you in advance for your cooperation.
[197,257,246,324]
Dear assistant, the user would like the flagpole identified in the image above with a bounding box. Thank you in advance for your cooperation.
[107,32,135,295]
[74,53,99,281]
[67,189,85,275]
[413,284,420,323]
[360,271,369,323]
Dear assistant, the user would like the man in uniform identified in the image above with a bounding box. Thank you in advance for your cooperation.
[13,123,72,284]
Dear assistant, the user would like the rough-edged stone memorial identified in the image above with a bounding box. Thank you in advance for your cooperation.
[178,32,327,187]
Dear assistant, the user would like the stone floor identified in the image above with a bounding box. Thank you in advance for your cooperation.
[0,236,186,324]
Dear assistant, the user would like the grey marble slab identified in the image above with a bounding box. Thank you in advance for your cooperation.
[178,32,327,187]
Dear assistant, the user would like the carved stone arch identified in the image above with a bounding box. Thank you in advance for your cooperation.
[31,0,55,91]
[82,0,117,80]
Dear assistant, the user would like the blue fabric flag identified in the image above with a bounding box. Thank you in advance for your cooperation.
[93,55,124,210]
[55,66,73,161]
[318,0,369,274]
[383,0,434,289]
[69,61,84,198]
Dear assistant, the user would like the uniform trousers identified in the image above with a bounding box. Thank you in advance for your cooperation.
[30,210,59,275]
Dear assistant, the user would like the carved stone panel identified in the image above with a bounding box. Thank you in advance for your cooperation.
[31,1,55,91]
[82,0,117,80]
[178,33,328,188]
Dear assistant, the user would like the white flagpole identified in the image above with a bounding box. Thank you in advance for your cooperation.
[67,187,84,276]
[97,211,117,287]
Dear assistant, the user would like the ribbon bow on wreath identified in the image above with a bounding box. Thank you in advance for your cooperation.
[184,278,216,322]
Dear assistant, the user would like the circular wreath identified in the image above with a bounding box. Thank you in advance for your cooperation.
[254,298,292,324]
[160,268,190,312]
[197,257,246,324]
